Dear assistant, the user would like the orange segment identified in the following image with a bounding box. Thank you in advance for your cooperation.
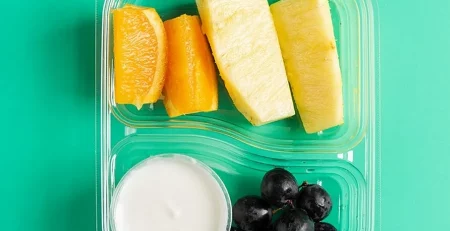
[113,4,167,110]
[163,14,218,117]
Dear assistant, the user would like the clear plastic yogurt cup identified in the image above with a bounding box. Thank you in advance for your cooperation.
[110,154,232,231]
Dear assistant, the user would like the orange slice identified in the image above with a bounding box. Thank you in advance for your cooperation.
[163,14,218,117]
[113,4,167,109]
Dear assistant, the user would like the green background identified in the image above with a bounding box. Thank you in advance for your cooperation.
[2,0,449,230]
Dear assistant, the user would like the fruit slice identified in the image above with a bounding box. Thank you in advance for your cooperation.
[196,0,295,126]
[163,14,218,117]
[113,4,167,110]
[270,0,344,133]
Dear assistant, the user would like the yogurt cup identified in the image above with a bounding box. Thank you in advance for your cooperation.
[110,154,232,231]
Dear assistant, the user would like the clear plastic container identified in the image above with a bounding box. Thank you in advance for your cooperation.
[96,0,380,230]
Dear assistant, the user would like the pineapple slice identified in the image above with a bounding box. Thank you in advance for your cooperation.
[196,0,295,126]
[270,0,344,134]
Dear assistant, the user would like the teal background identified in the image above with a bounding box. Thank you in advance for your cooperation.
[1,0,449,231]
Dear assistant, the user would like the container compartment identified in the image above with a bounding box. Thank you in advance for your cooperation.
[105,133,368,231]
[102,0,374,153]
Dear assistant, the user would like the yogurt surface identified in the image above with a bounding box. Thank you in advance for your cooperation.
[112,154,230,231]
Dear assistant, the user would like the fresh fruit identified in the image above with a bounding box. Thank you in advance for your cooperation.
[232,196,272,231]
[231,226,271,231]
[113,4,167,110]
[162,14,218,117]
[196,0,295,126]
[314,222,337,231]
[296,184,332,222]
[233,170,337,231]
[273,209,314,231]
[270,0,344,133]
[261,168,298,207]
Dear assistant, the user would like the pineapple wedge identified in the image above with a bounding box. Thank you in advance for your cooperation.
[271,0,344,134]
[196,0,295,126]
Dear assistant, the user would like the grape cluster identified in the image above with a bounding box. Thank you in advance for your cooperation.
[231,168,337,231]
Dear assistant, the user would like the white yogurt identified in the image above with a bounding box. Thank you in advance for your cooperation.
[112,154,231,231]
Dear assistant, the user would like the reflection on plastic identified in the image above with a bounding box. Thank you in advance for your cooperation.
[336,151,353,162]
[317,180,323,186]
[347,150,354,162]
[124,126,136,136]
